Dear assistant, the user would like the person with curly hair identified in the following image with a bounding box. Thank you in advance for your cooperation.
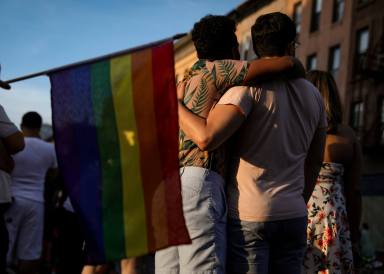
[155,14,303,274]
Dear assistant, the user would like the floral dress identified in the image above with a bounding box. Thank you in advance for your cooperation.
[303,162,354,274]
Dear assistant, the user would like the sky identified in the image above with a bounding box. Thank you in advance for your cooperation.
[0,0,243,126]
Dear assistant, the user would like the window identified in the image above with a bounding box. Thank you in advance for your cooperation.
[332,0,344,23]
[293,2,303,34]
[351,101,364,130]
[357,28,370,54]
[380,98,384,144]
[310,0,322,32]
[328,45,341,79]
[355,27,370,72]
[306,54,317,71]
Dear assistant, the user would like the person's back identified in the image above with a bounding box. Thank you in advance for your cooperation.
[11,137,56,202]
[228,78,325,221]
[5,112,57,274]
[225,13,327,274]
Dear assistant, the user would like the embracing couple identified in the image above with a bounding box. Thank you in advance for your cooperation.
[156,12,327,274]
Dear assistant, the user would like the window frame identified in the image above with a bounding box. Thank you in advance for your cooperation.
[328,44,341,79]
[293,1,303,34]
[350,101,365,132]
[310,0,322,32]
[306,53,318,71]
[332,0,344,23]
[354,27,370,74]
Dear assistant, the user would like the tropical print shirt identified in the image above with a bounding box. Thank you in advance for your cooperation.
[178,59,249,176]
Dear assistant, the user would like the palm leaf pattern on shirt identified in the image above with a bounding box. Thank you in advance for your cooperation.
[232,65,247,86]
[217,60,236,89]
[190,78,209,115]
[183,82,195,105]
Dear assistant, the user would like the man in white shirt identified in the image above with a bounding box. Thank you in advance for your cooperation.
[0,103,24,274]
[5,112,57,274]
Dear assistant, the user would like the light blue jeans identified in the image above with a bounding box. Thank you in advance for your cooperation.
[155,167,227,274]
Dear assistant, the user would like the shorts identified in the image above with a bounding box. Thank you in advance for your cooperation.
[5,197,44,263]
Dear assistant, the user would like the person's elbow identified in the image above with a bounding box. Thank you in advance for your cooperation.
[195,134,216,152]
[196,136,211,151]
[5,132,25,154]
[11,137,25,154]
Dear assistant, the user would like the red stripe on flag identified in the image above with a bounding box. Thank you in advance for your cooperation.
[151,42,190,245]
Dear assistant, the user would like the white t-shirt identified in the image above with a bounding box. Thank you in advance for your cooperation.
[218,79,327,222]
[11,137,57,203]
[0,104,19,203]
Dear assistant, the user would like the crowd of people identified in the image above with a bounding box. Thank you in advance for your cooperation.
[0,11,363,274]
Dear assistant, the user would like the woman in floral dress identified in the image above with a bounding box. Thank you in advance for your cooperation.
[303,71,363,274]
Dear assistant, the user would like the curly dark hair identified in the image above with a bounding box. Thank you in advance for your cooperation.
[192,15,238,60]
[251,12,297,57]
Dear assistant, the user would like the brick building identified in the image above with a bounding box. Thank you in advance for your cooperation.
[174,0,384,249]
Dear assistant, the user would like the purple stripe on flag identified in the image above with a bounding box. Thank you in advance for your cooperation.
[50,65,105,261]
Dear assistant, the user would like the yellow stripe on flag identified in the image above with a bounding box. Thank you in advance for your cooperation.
[110,55,148,256]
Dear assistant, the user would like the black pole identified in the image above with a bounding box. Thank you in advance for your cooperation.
[3,33,187,85]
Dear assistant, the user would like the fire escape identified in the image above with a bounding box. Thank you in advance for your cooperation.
[354,30,384,151]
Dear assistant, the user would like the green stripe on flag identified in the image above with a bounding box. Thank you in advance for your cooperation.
[91,60,125,259]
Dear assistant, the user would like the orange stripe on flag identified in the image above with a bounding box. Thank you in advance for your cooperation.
[131,49,169,251]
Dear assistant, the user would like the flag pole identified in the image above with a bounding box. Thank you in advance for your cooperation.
[2,33,188,86]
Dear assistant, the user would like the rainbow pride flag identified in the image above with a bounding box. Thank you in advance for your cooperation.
[49,40,190,262]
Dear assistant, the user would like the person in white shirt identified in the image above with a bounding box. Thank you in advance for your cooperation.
[0,104,24,274]
[5,111,57,274]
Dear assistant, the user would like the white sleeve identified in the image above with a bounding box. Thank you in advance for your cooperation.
[217,86,253,117]
[0,105,18,138]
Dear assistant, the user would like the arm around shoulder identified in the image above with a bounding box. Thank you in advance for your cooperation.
[178,101,246,151]
[244,56,299,84]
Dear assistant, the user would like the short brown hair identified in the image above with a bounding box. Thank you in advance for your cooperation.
[251,12,296,57]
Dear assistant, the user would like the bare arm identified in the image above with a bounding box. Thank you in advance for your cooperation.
[303,127,327,203]
[0,140,14,173]
[178,101,245,151]
[244,57,304,84]
[343,138,363,244]
[2,131,25,154]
